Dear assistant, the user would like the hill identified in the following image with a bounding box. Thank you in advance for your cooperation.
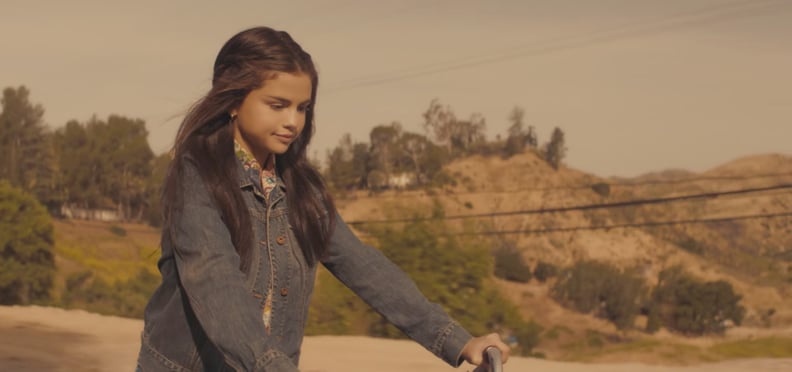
[44,151,792,363]
[334,151,792,361]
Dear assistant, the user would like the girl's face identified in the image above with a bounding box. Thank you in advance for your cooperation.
[232,71,312,164]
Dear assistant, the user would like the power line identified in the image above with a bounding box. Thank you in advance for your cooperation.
[607,171,792,188]
[324,0,787,93]
[325,0,783,91]
[369,170,792,197]
[337,169,792,202]
[447,211,792,236]
[317,0,448,36]
[346,183,792,225]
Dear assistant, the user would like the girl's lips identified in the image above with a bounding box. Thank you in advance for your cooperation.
[274,134,294,143]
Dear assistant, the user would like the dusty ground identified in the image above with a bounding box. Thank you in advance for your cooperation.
[1,306,791,372]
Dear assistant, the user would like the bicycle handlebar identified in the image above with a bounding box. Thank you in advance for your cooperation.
[485,346,503,372]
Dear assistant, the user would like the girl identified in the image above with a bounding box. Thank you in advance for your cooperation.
[136,26,510,371]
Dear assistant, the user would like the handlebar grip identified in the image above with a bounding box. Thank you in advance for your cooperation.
[485,346,503,372]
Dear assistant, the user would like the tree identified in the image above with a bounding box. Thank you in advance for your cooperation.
[0,86,58,211]
[54,120,101,209]
[55,115,154,220]
[450,113,486,155]
[650,266,745,335]
[533,261,558,283]
[397,132,446,186]
[368,122,402,184]
[0,181,56,304]
[503,106,538,157]
[493,238,532,283]
[422,99,457,152]
[552,260,646,329]
[525,126,537,149]
[363,206,541,355]
[350,143,370,188]
[97,115,154,220]
[542,126,567,170]
[504,107,526,157]
[325,133,370,190]
[422,99,487,156]
[63,268,159,318]
[144,153,171,227]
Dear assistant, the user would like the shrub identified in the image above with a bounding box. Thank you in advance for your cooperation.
[650,266,745,335]
[552,260,646,329]
[109,225,127,236]
[590,183,610,198]
[62,268,159,318]
[493,246,532,283]
[0,181,56,305]
[363,211,542,355]
[533,261,558,283]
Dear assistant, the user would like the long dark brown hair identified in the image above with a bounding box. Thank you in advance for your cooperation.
[162,27,336,270]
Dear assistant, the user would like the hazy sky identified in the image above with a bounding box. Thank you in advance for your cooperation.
[2,0,790,177]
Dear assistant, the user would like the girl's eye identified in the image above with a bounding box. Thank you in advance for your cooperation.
[269,103,285,110]
[298,105,311,113]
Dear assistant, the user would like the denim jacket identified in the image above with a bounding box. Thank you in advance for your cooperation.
[136,156,473,371]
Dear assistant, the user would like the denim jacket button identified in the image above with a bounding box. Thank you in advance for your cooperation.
[276,235,286,245]
[280,287,289,296]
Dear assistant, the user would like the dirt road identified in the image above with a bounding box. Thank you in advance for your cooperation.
[1,306,790,371]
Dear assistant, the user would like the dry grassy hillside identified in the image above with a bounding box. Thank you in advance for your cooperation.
[50,219,160,304]
[335,151,792,361]
[42,151,791,363]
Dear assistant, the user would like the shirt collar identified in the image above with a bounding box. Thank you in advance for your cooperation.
[234,139,285,193]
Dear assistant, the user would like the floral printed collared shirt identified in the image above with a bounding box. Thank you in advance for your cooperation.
[234,140,278,201]
[234,139,278,332]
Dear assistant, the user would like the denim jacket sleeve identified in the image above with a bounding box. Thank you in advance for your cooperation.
[169,158,298,372]
[321,211,474,367]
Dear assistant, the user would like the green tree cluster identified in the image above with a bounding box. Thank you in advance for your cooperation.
[422,99,487,156]
[324,100,569,192]
[0,181,56,304]
[307,203,542,356]
[364,210,541,355]
[326,123,449,191]
[542,127,567,170]
[493,241,532,283]
[503,106,538,158]
[306,267,372,335]
[54,115,155,220]
[551,260,646,330]
[0,85,165,225]
[533,261,559,283]
[552,261,745,335]
[648,266,745,335]
[0,86,59,211]
[62,268,159,318]
[325,133,370,190]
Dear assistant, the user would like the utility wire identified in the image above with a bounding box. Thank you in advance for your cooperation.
[456,172,792,194]
[324,0,787,93]
[447,211,792,236]
[346,183,792,225]
[360,170,792,198]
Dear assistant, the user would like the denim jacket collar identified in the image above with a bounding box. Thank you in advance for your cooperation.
[236,156,287,197]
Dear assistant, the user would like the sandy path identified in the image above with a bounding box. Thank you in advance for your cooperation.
[1,306,790,371]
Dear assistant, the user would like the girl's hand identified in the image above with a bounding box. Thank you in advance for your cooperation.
[460,333,510,370]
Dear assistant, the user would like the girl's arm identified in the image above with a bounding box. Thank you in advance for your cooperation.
[321,211,474,367]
